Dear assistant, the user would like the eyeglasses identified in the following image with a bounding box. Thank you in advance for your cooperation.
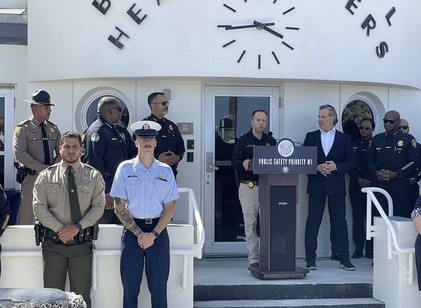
[359,126,371,131]
[109,107,122,112]
[398,125,409,130]
[152,101,169,107]
[383,119,396,124]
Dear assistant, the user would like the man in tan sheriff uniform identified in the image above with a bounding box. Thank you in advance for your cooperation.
[33,131,105,308]
[13,90,61,224]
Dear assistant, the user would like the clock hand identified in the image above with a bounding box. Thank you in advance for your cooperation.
[221,22,275,30]
[253,21,284,39]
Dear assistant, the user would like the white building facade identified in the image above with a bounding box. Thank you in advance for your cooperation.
[1,0,421,258]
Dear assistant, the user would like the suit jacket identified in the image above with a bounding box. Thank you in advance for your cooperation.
[304,129,357,196]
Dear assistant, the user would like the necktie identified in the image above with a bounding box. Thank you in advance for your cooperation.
[40,123,51,165]
[66,166,82,223]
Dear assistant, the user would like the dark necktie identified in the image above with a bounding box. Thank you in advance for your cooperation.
[40,123,51,165]
[66,166,82,223]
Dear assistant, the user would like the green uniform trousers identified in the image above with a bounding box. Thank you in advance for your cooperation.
[42,239,93,308]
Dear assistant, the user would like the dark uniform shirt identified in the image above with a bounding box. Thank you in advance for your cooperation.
[231,130,277,183]
[83,116,137,192]
[0,186,10,237]
[367,130,418,179]
[143,114,185,176]
[349,137,372,183]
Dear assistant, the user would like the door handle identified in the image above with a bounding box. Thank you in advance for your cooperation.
[207,164,220,171]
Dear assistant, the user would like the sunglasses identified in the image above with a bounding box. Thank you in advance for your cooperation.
[383,119,396,124]
[152,101,169,107]
[359,126,371,131]
[398,125,409,130]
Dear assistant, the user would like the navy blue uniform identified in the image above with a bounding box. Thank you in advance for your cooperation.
[143,114,185,176]
[84,117,136,222]
[348,137,373,257]
[367,131,419,217]
[0,185,11,276]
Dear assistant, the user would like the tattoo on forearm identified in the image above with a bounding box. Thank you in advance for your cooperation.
[114,197,143,237]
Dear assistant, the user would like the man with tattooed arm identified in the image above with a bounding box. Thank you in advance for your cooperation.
[110,120,179,308]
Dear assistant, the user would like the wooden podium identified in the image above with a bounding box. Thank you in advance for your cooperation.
[250,140,316,279]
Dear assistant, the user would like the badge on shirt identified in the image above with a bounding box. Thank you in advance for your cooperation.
[50,127,55,133]
[157,174,167,182]
[169,125,173,131]
[91,133,100,142]
[412,139,417,148]
[81,177,90,185]
[398,140,403,147]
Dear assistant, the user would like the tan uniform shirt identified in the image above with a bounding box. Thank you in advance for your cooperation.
[33,160,106,232]
[13,116,61,172]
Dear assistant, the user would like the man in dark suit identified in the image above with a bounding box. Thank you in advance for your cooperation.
[303,104,357,271]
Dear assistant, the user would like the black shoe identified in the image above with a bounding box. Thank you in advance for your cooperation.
[306,261,317,270]
[340,259,356,271]
[331,253,340,261]
[365,253,373,259]
[248,262,259,270]
[352,252,363,259]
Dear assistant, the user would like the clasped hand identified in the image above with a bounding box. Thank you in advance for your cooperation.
[58,225,79,244]
[317,161,337,177]
[376,169,396,181]
[137,232,155,249]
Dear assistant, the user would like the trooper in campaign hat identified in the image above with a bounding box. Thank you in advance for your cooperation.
[130,120,162,139]
[25,89,56,106]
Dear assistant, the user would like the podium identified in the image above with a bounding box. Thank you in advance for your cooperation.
[250,139,316,279]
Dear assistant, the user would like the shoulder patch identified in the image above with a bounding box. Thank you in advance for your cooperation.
[91,133,100,142]
[17,119,30,127]
[14,126,23,135]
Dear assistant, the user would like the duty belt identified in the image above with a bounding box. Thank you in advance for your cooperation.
[134,218,160,225]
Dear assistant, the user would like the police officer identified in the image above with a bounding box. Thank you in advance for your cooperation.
[231,110,277,270]
[83,97,136,223]
[348,118,375,259]
[143,92,185,177]
[110,120,179,308]
[13,89,61,224]
[367,110,419,218]
[0,184,11,276]
[33,131,105,308]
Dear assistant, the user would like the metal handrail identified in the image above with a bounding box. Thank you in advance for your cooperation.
[92,187,205,290]
[361,187,415,284]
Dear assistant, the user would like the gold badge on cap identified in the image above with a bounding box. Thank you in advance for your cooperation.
[397,140,403,147]
[143,124,150,130]
[247,181,254,188]
[91,133,100,142]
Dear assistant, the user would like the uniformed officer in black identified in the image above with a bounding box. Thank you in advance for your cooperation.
[143,92,185,177]
[367,110,419,218]
[83,97,137,223]
[348,118,375,259]
[0,184,11,276]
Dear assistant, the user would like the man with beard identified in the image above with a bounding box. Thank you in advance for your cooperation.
[111,121,179,308]
[33,131,105,308]
[143,92,185,177]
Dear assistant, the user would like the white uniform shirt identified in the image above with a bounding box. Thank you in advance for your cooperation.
[110,157,179,219]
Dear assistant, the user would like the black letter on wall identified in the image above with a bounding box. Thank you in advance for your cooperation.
[376,42,389,58]
[127,4,148,25]
[92,0,111,15]
[345,0,361,15]
[108,27,130,50]
[361,14,376,36]
[385,7,396,26]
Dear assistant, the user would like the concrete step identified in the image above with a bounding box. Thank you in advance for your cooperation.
[194,298,385,308]
[194,282,373,301]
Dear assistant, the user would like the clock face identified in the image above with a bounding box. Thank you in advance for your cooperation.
[216,1,299,69]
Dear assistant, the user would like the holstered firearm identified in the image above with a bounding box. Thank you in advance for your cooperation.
[14,162,28,184]
[34,221,45,246]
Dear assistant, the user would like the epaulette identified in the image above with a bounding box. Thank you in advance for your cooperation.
[17,119,30,127]
[46,120,58,128]
[83,163,97,171]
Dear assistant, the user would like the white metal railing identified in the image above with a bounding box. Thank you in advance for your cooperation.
[92,187,205,290]
[362,187,415,284]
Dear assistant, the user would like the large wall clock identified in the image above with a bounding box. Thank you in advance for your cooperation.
[216,1,299,69]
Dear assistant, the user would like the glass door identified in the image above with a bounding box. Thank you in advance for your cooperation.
[203,86,280,256]
[0,87,15,190]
